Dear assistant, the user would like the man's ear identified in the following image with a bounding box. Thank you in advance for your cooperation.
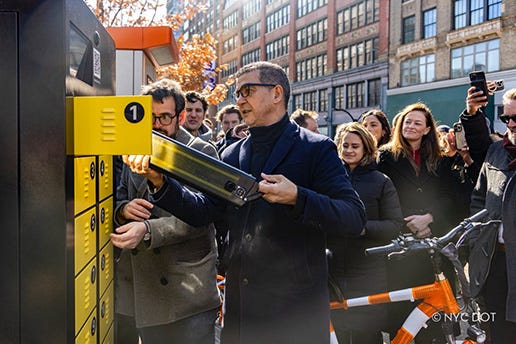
[272,85,283,104]
[178,110,186,125]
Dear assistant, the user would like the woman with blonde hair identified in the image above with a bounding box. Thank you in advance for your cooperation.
[377,102,454,342]
[329,122,403,343]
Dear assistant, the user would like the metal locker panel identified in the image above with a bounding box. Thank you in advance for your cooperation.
[74,157,97,215]
[98,155,113,201]
[99,241,114,296]
[98,196,113,247]
[99,281,114,343]
[74,207,97,275]
[75,259,97,335]
[0,11,19,344]
[66,95,152,155]
[101,320,114,344]
[75,307,97,344]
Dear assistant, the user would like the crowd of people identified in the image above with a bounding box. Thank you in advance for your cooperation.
[111,61,515,344]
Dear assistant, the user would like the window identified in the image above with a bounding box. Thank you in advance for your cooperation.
[401,54,435,86]
[222,59,238,78]
[223,35,238,54]
[454,0,501,29]
[403,16,415,44]
[297,0,328,18]
[334,86,345,110]
[242,48,261,66]
[223,11,238,30]
[336,38,378,71]
[451,39,499,78]
[266,4,290,33]
[296,18,327,49]
[303,91,317,111]
[293,94,303,110]
[368,78,381,106]
[243,0,261,19]
[242,22,260,44]
[266,36,289,60]
[319,89,328,112]
[423,8,437,38]
[296,54,327,81]
[347,82,365,109]
[337,0,379,34]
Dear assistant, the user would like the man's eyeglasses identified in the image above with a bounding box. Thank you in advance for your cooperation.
[233,83,276,100]
[499,114,516,124]
[152,113,178,125]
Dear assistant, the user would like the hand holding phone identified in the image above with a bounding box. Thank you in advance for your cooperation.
[453,122,467,149]
[469,71,489,96]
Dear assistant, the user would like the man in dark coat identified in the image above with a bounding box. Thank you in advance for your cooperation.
[123,61,366,344]
[465,87,516,343]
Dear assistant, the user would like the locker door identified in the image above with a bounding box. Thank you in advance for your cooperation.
[0,11,19,344]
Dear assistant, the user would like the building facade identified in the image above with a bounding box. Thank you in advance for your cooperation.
[180,0,516,135]
[181,0,389,137]
[388,0,516,132]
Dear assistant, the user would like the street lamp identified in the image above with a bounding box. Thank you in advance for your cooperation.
[324,107,358,139]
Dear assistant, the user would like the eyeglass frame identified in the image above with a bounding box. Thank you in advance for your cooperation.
[152,112,179,126]
[233,83,277,100]
[499,114,516,124]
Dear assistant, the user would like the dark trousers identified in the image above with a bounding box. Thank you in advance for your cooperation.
[483,249,516,344]
[138,308,218,344]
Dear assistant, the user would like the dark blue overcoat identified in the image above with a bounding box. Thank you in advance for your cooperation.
[152,120,366,344]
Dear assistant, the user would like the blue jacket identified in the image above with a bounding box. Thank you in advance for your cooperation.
[151,120,366,344]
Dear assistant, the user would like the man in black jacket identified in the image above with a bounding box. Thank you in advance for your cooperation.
[463,86,516,344]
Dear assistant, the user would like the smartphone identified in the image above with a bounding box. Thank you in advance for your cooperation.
[453,122,467,149]
[469,71,489,96]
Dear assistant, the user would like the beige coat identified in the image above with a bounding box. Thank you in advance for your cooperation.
[114,127,220,328]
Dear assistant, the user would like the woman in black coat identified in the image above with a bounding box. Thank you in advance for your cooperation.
[377,103,454,342]
[329,122,403,343]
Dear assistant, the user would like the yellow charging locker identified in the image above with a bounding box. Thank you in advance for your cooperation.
[75,258,97,335]
[74,157,97,215]
[74,207,97,275]
[102,321,114,344]
[75,306,97,344]
[98,242,113,296]
[99,281,114,343]
[98,197,113,248]
[66,96,152,155]
[98,155,113,201]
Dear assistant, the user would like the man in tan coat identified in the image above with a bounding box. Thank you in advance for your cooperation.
[110,79,220,343]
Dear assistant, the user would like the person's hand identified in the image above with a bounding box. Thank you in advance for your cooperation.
[232,123,249,139]
[110,221,147,249]
[258,173,298,205]
[466,86,489,115]
[405,214,433,238]
[121,198,153,222]
[122,155,164,188]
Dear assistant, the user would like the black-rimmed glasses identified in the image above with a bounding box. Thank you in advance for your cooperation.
[499,114,516,124]
[152,113,178,125]
[233,83,276,100]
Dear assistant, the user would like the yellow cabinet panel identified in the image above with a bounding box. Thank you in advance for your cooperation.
[98,197,113,248]
[99,282,114,343]
[74,157,96,215]
[75,307,97,344]
[99,242,113,296]
[66,95,152,155]
[98,155,113,201]
[101,321,114,344]
[75,259,97,335]
[74,208,97,275]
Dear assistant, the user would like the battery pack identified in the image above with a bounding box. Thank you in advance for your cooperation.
[150,131,261,206]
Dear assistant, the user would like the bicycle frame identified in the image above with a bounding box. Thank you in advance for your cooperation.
[331,271,460,344]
